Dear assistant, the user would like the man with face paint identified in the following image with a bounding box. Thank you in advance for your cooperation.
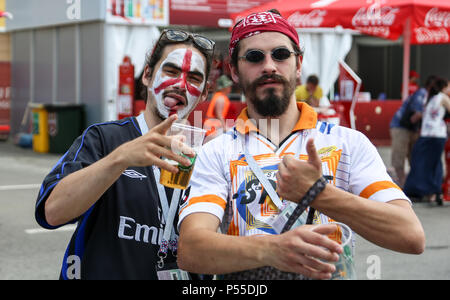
[34,30,214,280]
[150,48,207,119]
[177,10,424,280]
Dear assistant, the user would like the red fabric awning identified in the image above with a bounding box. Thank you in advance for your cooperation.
[231,0,450,45]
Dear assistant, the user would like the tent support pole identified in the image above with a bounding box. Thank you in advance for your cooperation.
[402,18,411,101]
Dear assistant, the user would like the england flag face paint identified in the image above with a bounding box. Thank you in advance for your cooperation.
[150,48,206,119]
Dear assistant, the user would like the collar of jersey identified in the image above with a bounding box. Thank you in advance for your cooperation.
[235,102,317,135]
[136,113,148,135]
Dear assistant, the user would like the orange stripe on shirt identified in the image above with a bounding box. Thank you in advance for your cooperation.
[359,181,401,199]
[279,135,300,157]
[256,136,276,151]
[180,194,227,214]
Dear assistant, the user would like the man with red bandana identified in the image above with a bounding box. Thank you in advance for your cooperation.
[177,10,425,280]
[34,30,214,279]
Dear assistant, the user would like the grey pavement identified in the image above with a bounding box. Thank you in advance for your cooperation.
[0,140,449,280]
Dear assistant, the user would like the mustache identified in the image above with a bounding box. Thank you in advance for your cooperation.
[163,89,187,102]
[253,74,288,87]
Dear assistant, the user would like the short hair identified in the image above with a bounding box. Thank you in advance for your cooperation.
[306,75,319,86]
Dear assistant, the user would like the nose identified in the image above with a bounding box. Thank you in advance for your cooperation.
[179,72,187,90]
[261,54,277,75]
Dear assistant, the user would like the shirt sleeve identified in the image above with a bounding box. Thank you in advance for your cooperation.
[35,126,105,229]
[348,131,410,204]
[178,136,230,229]
[410,90,426,112]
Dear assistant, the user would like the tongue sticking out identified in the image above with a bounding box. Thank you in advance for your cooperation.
[164,96,185,116]
[164,97,179,108]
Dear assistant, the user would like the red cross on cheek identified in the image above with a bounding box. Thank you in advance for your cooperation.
[154,49,202,97]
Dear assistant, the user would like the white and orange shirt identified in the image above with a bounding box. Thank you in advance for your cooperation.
[178,102,409,236]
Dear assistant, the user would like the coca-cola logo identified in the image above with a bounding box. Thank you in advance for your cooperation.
[414,27,449,44]
[356,26,391,38]
[287,10,326,27]
[352,5,399,27]
[425,8,450,28]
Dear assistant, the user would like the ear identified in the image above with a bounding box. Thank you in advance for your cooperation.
[200,82,210,102]
[296,56,302,79]
[142,65,152,87]
[229,63,240,84]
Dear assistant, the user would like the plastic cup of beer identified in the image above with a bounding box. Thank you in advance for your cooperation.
[311,222,356,280]
[159,122,206,190]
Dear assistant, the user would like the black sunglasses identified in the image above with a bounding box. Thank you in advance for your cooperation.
[161,29,215,52]
[239,47,298,64]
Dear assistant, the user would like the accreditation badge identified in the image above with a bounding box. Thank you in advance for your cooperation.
[156,262,192,280]
[270,201,309,234]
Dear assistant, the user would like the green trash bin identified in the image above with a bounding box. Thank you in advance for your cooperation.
[46,103,85,154]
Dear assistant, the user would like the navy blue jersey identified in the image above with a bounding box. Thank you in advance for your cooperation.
[35,117,179,280]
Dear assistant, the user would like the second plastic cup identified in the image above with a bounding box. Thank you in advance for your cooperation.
[312,222,357,280]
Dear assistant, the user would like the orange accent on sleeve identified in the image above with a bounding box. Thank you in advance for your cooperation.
[359,181,401,199]
[179,194,227,214]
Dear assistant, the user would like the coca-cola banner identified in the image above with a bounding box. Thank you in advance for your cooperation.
[413,7,450,44]
[170,0,274,27]
[232,0,450,45]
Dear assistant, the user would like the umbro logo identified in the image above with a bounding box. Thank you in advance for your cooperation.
[122,169,147,180]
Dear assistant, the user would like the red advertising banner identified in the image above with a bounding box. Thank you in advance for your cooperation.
[169,0,274,27]
[0,62,10,139]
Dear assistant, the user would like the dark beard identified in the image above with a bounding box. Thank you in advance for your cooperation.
[242,74,295,117]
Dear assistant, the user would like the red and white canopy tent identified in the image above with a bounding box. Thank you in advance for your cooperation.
[231,0,450,100]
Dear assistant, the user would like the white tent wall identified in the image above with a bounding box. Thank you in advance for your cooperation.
[297,28,354,98]
[104,25,160,121]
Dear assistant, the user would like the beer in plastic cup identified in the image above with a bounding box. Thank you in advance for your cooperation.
[159,122,206,189]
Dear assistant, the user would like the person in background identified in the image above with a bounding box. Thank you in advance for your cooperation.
[404,78,450,206]
[295,74,324,107]
[34,29,214,279]
[204,75,233,138]
[389,75,437,188]
[408,70,420,97]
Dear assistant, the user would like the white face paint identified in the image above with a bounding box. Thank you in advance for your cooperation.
[150,48,206,119]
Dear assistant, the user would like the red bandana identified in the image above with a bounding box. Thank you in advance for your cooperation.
[229,12,300,58]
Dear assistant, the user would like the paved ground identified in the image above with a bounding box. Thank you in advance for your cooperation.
[0,140,449,280]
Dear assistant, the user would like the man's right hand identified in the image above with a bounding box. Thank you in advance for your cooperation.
[264,224,343,279]
[114,114,195,173]
[179,212,343,280]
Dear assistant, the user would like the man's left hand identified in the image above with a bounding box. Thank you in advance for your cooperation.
[276,138,323,203]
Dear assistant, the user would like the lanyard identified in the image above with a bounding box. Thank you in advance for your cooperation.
[153,168,181,266]
[241,132,305,211]
[137,114,180,267]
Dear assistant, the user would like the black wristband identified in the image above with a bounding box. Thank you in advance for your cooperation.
[301,176,327,207]
[281,176,328,233]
